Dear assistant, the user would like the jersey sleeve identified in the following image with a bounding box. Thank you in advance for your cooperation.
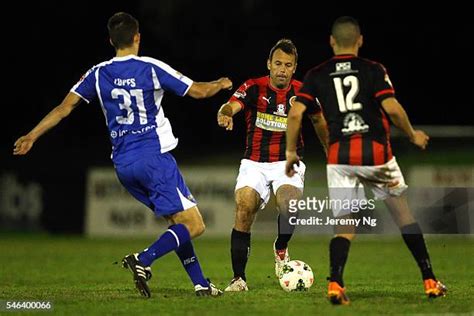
[373,63,395,102]
[70,66,98,103]
[146,58,193,96]
[295,70,322,114]
[228,79,257,110]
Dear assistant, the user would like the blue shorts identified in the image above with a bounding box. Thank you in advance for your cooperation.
[115,152,196,217]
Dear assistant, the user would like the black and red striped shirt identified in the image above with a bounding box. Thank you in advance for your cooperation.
[229,76,304,162]
[296,55,395,166]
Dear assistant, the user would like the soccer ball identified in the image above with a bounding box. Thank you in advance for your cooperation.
[278,260,314,292]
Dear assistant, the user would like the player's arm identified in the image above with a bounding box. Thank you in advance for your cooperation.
[186,77,233,99]
[307,111,329,155]
[13,92,82,155]
[381,97,429,149]
[217,101,241,131]
[285,100,306,177]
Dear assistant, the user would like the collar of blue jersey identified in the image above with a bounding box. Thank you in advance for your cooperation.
[113,54,137,61]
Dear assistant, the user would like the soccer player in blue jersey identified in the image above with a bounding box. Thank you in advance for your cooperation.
[13,12,232,298]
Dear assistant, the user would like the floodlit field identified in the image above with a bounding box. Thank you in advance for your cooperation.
[1,234,472,315]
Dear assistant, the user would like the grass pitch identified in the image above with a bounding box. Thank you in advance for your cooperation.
[1,234,472,315]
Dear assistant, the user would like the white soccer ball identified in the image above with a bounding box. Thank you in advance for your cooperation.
[278,260,314,292]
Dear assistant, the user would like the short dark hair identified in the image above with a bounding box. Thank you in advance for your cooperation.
[331,16,361,47]
[269,38,298,63]
[107,12,139,49]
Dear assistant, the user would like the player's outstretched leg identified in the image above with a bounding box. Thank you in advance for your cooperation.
[175,240,223,297]
[122,222,192,297]
[169,206,224,296]
[385,196,447,299]
[400,222,447,298]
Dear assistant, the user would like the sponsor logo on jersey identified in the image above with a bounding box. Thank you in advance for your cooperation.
[273,103,287,117]
[255,111,287,132]
[336,62,351,72]
[332,62,359,76]
[341,113,369,135]
[110,124,157,139]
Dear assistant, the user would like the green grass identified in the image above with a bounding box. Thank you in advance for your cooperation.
[1,234,473,315]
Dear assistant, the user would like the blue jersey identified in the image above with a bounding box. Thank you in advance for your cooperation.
[71,55,193,163]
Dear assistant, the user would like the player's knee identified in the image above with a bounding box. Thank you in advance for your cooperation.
[186,223,204,239]
[190,217,206,238]
[193,222,205,238]
[180,217,205,238]
[234,188,259,231]
[276,186,302,214]
[235,188,260,208]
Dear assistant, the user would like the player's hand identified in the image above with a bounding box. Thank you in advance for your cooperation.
[410,130,429,149]
[13,135,35,155]
[217,112,233,131]
[285,150,300,177]
[218,77,233,90]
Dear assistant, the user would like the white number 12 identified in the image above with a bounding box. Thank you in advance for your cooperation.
[333,75,362,113]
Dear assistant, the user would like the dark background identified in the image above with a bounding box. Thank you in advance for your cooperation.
[1,1,473,232]
[4,1,473,161]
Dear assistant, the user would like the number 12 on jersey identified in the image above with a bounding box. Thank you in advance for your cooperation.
[333,75,362,113]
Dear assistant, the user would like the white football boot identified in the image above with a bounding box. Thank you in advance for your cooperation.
[224,277,249,292]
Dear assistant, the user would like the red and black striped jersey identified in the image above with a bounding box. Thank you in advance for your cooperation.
[229,76,304,162]
[296,55,395,166]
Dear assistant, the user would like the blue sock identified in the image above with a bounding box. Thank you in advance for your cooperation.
[176,241,209,287]
[138,224,191,267]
